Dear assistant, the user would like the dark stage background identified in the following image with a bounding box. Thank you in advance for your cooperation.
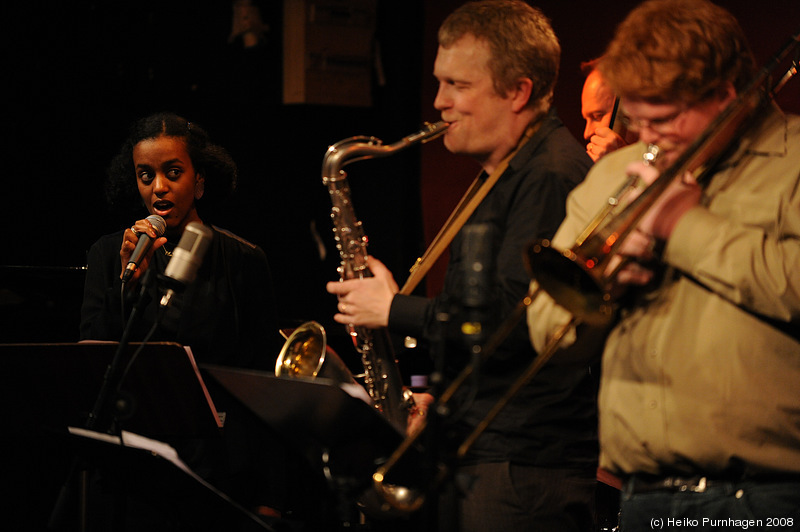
[2,0,798,350]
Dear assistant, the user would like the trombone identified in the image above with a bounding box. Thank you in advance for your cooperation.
[530,26,800,319]
[372,25,800,514]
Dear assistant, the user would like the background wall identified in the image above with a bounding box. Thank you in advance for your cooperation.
[2,1,798,349]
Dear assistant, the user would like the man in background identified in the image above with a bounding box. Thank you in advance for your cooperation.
[580,57,635,161]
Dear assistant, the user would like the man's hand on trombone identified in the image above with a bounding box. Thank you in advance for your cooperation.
[608,160,703,287]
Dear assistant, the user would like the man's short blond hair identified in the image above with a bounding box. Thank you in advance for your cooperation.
[438,0,560,113]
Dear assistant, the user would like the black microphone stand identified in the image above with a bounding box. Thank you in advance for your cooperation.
[48,269,159,531]
[402,225,495,530]
[89,269,158,433]
[421,296,456,532]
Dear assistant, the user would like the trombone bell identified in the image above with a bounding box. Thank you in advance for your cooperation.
[526,239,614,326]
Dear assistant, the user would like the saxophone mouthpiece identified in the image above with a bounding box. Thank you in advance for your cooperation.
[417,121,450,143]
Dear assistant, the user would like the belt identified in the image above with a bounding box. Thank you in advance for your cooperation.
[627,473,800,494]
[627,475,726,494]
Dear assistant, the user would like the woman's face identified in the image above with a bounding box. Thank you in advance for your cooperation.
[133,135,204,236]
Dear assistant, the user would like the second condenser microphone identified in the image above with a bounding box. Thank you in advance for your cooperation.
[159,222,214,308]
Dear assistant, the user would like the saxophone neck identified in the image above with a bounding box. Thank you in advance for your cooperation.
[322,122,449,182]
[322,136,379,182]
[396,120,449,146]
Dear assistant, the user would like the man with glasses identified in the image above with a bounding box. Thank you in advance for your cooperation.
[528,0,800,529]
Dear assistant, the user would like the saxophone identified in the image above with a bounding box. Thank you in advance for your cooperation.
[323,121,448,432]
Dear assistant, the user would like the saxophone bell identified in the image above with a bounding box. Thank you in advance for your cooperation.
[275,321,358,386]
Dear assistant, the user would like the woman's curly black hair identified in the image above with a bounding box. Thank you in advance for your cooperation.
[105,112,237,218]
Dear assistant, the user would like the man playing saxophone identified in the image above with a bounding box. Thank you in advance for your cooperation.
[327,1,597,530]
[528,0,800,529]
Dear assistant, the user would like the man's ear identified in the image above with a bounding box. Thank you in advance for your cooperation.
[510,77,534,113]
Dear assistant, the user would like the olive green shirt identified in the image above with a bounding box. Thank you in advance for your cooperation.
[528,106,800,477]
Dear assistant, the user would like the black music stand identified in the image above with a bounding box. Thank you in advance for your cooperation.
[0,342,251,531]
[1,341,221,438]
[60,427,273,531]
[201,365,410,498]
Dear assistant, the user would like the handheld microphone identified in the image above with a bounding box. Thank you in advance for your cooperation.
[159,222,214,308]
[122,215,166,283]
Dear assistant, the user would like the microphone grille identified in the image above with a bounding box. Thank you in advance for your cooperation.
[146,214,167,236]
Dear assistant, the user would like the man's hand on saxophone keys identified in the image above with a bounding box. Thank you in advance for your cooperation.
[326,256,399,329]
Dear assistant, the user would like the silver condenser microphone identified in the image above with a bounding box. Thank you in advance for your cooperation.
[159,222,214,307]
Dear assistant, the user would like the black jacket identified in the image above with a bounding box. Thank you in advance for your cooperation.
[389,110,598,468]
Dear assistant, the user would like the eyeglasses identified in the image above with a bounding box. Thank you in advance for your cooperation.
[617,105,689,135]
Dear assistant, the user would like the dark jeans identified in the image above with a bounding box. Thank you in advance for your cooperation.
[437,462,596,532]
[620,478,800,531]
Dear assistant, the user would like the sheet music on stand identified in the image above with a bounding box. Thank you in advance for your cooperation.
[63,426,273,531]
[68,427,192,473]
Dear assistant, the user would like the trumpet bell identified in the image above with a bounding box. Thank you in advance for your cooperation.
[526,239,614,326]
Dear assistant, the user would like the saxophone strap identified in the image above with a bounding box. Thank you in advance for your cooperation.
[399,122,540,295]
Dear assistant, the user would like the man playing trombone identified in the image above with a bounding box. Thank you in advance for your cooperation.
[528,0,800,529]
